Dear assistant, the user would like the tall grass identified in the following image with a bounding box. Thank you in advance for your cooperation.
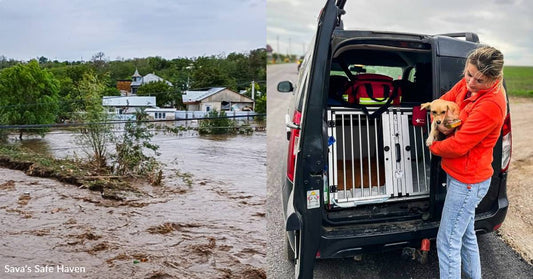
[504,66,533,97]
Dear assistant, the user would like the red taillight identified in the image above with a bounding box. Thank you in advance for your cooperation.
[287,111,302,182]
[501,113,512,173]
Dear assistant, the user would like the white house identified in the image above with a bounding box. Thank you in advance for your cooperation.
[145,108,177,121]
[102,96,156,115]
[130,69,173,95]
[182,87,254,112]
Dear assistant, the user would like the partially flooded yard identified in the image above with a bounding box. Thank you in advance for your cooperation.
[0,130,266,278]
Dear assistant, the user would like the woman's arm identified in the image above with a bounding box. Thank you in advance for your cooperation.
[429,100,504,158]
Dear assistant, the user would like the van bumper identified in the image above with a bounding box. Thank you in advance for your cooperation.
[317,197,508,259]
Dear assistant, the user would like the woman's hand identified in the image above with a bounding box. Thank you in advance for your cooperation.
[437,122,454,135]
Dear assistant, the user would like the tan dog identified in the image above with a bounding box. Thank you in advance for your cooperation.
[420,99,461,146]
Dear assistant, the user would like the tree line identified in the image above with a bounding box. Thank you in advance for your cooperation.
[0,49,266,138]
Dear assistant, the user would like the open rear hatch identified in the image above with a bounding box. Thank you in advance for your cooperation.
[323,34,435,221]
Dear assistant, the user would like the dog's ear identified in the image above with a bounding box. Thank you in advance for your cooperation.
[447,103,460,115]
[420,102,431,110]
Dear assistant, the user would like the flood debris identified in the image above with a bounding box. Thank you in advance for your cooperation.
[87,241,111,255]
[31,228,51,236]
[241,267,267,279]
[0,180,15,190]
[5,207,32,218]
[147,223,177,234]
[17,193,31,206]
[105,253,130,266]
[217,266,267,279]
[145,271,173,279]
[191,237,217,257]
[75,231,102,241]
[147,222,202,234]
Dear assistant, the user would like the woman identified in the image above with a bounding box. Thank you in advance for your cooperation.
[429,46,507,279]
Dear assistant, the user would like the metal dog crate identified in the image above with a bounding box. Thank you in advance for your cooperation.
[326,107,431,208]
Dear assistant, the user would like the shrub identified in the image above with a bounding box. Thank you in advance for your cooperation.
[198,109,236,135]
[113,109,161,180]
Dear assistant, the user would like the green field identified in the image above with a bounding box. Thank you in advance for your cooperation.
[504,66,533,97]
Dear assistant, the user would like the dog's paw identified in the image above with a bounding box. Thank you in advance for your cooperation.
[426,138,434,147]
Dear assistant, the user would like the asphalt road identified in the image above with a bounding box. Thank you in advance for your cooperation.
[266,63,533,279]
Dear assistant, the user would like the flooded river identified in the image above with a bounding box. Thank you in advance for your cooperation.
[0,129,266,278]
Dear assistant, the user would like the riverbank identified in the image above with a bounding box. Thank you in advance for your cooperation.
[0,145,146,201]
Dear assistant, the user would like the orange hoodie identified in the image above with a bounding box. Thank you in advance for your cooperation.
[429,78,507,184]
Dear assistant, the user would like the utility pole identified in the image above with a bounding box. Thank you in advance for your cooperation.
[277,35,280,62]
[289,37,292,57]
[252,80,255,111]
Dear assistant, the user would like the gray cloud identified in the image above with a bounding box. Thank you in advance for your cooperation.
[267,0,533,65]
[0,0,266,61]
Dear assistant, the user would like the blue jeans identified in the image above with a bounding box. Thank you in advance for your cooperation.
[437,175,491,279]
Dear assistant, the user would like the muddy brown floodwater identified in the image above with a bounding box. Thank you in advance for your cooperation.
[0,130,266,278]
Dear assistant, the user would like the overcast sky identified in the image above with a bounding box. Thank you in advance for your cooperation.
[267,0,533,66]
[0,0,265,61]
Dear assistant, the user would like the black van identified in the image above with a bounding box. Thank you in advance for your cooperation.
[276,0,512,278]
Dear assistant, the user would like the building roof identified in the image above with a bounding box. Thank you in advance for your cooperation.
[145,108,177,113]
[143,73,173,86]
[102,96,156,107]
[182,87,226,103]
[131,70,172,87]
[132,68,142,78]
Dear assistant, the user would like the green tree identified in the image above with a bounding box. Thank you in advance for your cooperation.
[255,94,266,114]
[248,48,267,81]
[147,56,170,71]
[191,65,236,90]
[56,76,76,121]
[136,81,174,107]
[38,56,49,64]
[108,60,135,81]
[113,109,160,179]
[0,60,60,139]
[103,87,121,96]
[75,72,112,168]
[0,55,18,70]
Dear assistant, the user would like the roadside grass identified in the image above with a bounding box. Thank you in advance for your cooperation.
[504,66,533,98]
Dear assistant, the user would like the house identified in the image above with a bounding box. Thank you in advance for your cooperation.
[145,108,177,121]
[102,96,156,115]
[116,80,132,96]
[130,69,172,95]
[182,87,254,112]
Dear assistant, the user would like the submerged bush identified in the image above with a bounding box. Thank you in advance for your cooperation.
[198,109,236,135]
[113,109,161,180]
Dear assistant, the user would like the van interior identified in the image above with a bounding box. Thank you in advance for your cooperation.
[325,40,436,222]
